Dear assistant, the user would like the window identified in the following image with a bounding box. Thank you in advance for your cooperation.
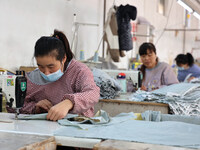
[158,0,165,15]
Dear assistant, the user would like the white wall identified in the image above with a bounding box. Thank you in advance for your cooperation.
[0,0,104,71]
[0,0,200,71]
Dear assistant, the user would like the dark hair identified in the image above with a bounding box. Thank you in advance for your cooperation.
[139,42,156,56]
[34,29,74,70]
[138,42,157,81]
[175,53,194,67]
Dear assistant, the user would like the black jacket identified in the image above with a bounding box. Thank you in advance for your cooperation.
[116,4,137,51]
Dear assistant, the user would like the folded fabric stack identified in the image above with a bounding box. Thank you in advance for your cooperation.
[92,68,121,99]
[129,83,200,116]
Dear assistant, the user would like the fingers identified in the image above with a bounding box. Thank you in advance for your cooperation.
[35,99,53,112]
[47,107,66,121]
[44,100,53,110]
[46,100,72,121]
[188,76,195,82]
[47,108,57,121]
[140,85,147,91]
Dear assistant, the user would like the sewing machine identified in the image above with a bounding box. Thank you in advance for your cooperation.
[102,69,142,89]
[0,71,27,119]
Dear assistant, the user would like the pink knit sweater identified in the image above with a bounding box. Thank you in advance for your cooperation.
[18,59,100,117]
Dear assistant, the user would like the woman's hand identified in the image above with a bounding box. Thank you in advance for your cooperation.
[35,99,53,113]
[47,99,73,121]
[187,76,196,82]
[140,85,147,91]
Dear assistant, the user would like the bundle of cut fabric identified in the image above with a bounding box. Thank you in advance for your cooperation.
[129,83,200,116]
[142,110,200,125]
[92,68,121,99]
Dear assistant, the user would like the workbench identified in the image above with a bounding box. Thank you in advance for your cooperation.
[95,93,169,116]
[94,140,199,150]
[0,113,101,149]
[0,132,56,150]
[0,113,199,150]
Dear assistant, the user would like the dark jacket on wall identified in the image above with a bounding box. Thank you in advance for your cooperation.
[116,4,137,51]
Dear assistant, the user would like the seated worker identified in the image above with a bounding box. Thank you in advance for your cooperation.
[139,42,179,91]
[175,53,200,82]
[7,29,100,121]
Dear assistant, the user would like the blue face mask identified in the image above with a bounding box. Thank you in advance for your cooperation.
[177,66,185,71]
[40,69,64,82]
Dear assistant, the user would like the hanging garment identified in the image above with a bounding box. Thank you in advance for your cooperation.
[116,4,137,51]
[104,7,125,62]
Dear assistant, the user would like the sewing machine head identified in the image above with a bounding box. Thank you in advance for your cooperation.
[0,71,27,119]
[102,69,142,88]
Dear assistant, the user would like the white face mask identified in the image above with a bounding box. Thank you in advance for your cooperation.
[177,66,185,71]
[40,69,63,82]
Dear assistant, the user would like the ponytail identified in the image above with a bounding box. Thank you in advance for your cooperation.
[52,29,74,69]
[186,53,194,66]
[175,53,194,67]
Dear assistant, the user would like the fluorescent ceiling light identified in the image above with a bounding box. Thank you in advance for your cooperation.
[177,0,193,13]
[193,12,200,20]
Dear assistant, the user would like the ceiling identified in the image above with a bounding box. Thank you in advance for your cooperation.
[181,0,200,14]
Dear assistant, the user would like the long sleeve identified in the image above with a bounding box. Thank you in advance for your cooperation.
[63,66,100,117]
[161,64,179,86]
[20,97,36,114]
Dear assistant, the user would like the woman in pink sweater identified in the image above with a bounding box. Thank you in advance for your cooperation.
[14,30,100,121]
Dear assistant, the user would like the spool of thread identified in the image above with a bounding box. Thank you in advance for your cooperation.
[117,73,127,93]
[93,51,98,62]
[80,50,85,60]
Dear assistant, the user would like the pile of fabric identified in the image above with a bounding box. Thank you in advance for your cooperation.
[129,83,200,116]
[92,68,121,99]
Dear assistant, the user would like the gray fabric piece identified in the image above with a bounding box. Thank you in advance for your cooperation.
[18,113,78,120]
[141,110,161,122]
[92,68,121,99]
[58,111,136,130]
[58,110,111,129]
[18,113,48,120]
[161,114,200,125]
[142,110,200,125]
[190,77,200,83]
[54,113,200,149]
[128,90,157,102]
[151,83,200,96]
[18,110,136,130]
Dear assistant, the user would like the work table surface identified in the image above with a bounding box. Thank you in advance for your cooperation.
[0,113,60,136]
[0,132,56,150]
[0,113,101,149]
[0,112,199,150]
